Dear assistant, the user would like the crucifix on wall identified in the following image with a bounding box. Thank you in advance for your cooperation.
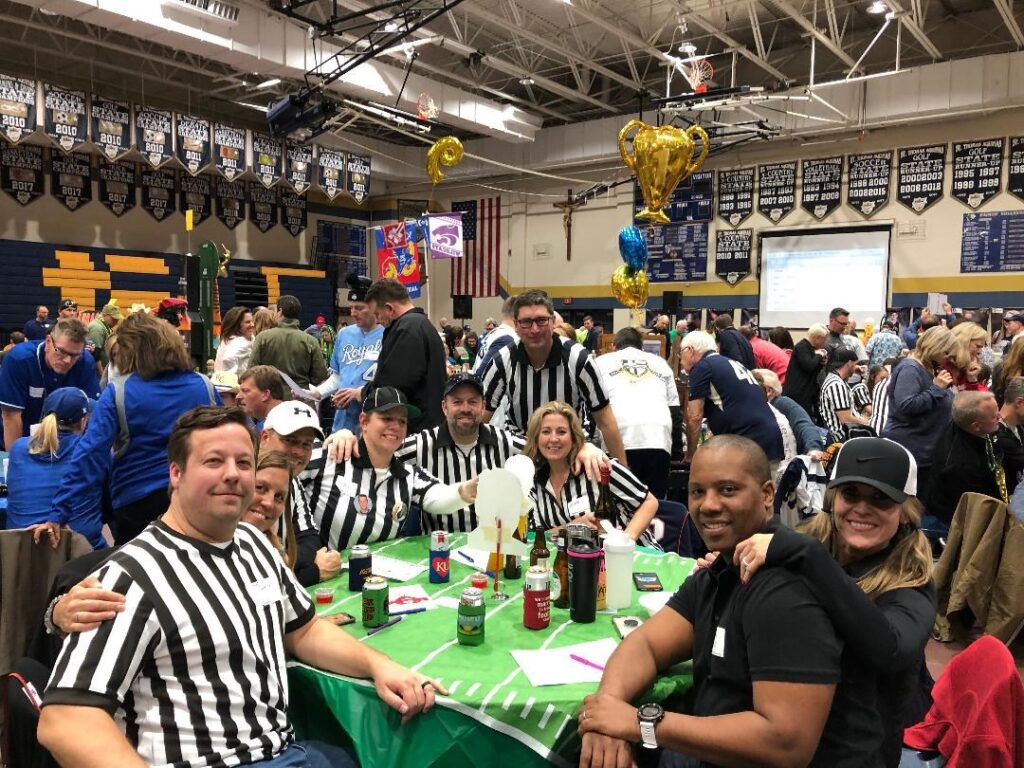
[552,188,584,262]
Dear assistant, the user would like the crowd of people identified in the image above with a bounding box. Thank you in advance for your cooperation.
[2,282,1020,768]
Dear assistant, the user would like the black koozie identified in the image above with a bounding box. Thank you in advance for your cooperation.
[568,542,600,623]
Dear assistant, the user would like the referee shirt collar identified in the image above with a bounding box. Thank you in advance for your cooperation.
[155,518,237,557]
[435,422,499,449]
[351,438,409,478]
[512,334,567,370]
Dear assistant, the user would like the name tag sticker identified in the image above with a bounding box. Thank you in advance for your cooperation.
[712,626,726,658]
[28,386,45,398]
[567,497,590,517]
[249,577,281,606]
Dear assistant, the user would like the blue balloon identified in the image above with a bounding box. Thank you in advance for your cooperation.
[618,226,648,271]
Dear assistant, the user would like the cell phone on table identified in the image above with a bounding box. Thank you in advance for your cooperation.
[633,572,663,591]
[323,612,355,626]
[613,616,644,639]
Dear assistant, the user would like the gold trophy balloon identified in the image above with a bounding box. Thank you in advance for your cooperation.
[618,120,710,225]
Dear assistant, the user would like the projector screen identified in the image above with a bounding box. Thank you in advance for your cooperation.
[758,225,891,328]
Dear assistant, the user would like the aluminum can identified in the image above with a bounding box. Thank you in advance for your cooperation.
[429,530,450,583]
[457,587,485,645]
[523,566,551,630]
[348,545,372,592]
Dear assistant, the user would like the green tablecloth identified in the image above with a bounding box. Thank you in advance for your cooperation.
[288,534,695,768]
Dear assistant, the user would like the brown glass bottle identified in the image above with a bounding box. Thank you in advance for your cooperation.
[594,465,614,522]
[552,535,570,609]
[504,517,525,579]
[530,525,550,569]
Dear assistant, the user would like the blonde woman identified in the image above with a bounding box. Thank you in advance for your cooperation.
[252,306,278,336]
[5,388,91,531]
[523,400,658,545]
[733,438,935,768]
[881,325,959,497]
[947,321,988,391]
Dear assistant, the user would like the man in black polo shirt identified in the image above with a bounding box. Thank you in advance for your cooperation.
[578,435,862,768]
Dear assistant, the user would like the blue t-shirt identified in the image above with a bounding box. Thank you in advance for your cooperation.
[5,433,94,530]
[22,318,54,341]
[688,351,784,460]
[329,324,384,434]
[0,341,100,444]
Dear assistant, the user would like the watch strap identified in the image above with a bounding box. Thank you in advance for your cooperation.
[639,719,659,749]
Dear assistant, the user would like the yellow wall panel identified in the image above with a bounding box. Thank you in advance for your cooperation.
[105,255,171,274]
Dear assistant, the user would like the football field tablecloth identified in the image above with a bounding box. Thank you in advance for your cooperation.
[288,534,696,768]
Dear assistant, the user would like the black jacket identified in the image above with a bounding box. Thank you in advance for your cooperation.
[783,339,826,420]
[716,327,755,370]
[926,423,1001,525]
[371,307,446,431]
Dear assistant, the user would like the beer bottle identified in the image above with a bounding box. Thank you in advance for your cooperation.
[530,525,550,569]
[594,465,614,522]
[504,515,526,579]
[552,535,570,609]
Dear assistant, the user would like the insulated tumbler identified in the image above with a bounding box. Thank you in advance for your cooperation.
[567,541,601,623]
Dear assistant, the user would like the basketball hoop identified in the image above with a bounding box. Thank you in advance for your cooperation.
[417,92,439,120]
[687,59,714,94]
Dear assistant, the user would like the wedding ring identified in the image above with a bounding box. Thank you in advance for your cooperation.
[76,611,81,624]
[741,558,751,569]
[583,710,588,720]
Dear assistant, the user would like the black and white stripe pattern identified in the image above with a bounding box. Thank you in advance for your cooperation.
[480,336,610,435]
[819,372,855,441]
[530,459,657,548]
[394,424,525,533]
[300,444,439,551]
[44,520,313,768]
[851,381,872,413]
[870,377,890,436]
[278,477,318,552]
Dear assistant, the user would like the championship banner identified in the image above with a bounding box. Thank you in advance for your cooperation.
[0,143,43,205]
[51,152,92,211]
[286,142,312,194]
[714,229,752,286]
[757,162,796,223]
[135,107,173,169]
[717,168,754,227]
[249,182,278,232]
[175,114,211,176]
[346,153,370,203]
[376,226,421,298]
[215,178,245,229]
[213,124,246,180]
[800,157,842,220]
[97,160,136,216]
[951,138,1003,210]
[317,147,345,200]
[90,96,131,161]
[846,151,891,217]
[280,189,307,236]
[0,75,37,144]
[897,145,945,213]
[1010,137,1024,204]
[426,213,463,259]
[140,167,177,221]
[43,84,87,153]
[179,173,211,226]
[252,133,282,188]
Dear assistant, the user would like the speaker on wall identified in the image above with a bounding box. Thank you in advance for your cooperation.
[453,294,473,318]
[663,290,683,316]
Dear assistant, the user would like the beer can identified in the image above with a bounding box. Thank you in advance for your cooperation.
[429,531,450,584]
[361,576,389,628]
[523,566,550,630]
[348,545,372,592]
[457,587,485,645]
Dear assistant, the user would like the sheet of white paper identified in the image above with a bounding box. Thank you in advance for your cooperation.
[511,638,620,687]
[370,554,427,582]
[388,584,436,611]
[451,547,491,571]
[639,592,672,616]
[433,596,461,610]
[926,292,947,315]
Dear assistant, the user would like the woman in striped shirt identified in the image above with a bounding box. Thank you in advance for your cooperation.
[523,401,658,546]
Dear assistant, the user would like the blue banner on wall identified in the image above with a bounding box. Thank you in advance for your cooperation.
[961,210,1024,273]
[644,222,708,282]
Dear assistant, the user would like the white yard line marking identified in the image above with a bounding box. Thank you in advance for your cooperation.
[555,714,572,737]
[447,680,462,694]
[538,704,555,730]
[465,682,481,697]
[501,691,517,711]
[539,619,573,649]
[480,666,526,711]
[520,696,536,719]
[411,638,458,672]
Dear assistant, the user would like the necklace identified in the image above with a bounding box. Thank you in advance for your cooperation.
[985,434,1009,503]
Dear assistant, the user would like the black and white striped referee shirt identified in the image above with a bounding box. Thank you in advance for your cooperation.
[300,441,442,551]
[481,335,610,435]
[530,459,658,548]
[393,423,526,533]
[870,377,890,435]
[44,519,314,768]
[819,371,855,440]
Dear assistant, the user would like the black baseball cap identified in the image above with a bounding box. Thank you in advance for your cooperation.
[827,437,917,503]
[59,299,78,311]
[346,273,372,303]
[831,348,859,365]
[362,386,422,418]
[1003,312,1024,324]
[444,372,483,397]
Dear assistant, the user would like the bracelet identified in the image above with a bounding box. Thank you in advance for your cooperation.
[43,594,66,638]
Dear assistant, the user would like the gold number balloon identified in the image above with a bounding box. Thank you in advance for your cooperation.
[618,120,710,225]
[426,136,464,184]
[611,264,649,309]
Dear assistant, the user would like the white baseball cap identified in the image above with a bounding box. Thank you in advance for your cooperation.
[263,401,324,440]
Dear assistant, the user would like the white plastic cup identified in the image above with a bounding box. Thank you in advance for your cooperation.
[603,533,636,610]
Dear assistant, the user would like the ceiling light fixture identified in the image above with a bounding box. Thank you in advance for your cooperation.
[867,1,888,13]
[255,77,282,89]
[384,21,400,32]
[679,42,698,55]
[519,77,535,85]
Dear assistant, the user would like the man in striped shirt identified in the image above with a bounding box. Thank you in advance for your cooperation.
[39,406,442,768]
[819,348,871,441]
[480,290,627,462]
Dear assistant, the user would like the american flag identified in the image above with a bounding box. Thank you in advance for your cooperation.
[451,197,501,297]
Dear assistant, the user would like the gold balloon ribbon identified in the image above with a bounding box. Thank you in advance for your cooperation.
[426,136,464,184]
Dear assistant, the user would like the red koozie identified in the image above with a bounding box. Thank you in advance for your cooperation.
[523,566,551,630]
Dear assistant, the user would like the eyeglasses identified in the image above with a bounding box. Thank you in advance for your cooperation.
[516,316,552,329]
[49,336,83,361]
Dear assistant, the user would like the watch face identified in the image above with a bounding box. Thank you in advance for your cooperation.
[638,703,663,720]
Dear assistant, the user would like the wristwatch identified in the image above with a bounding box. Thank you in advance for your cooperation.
[637,702,665,749]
